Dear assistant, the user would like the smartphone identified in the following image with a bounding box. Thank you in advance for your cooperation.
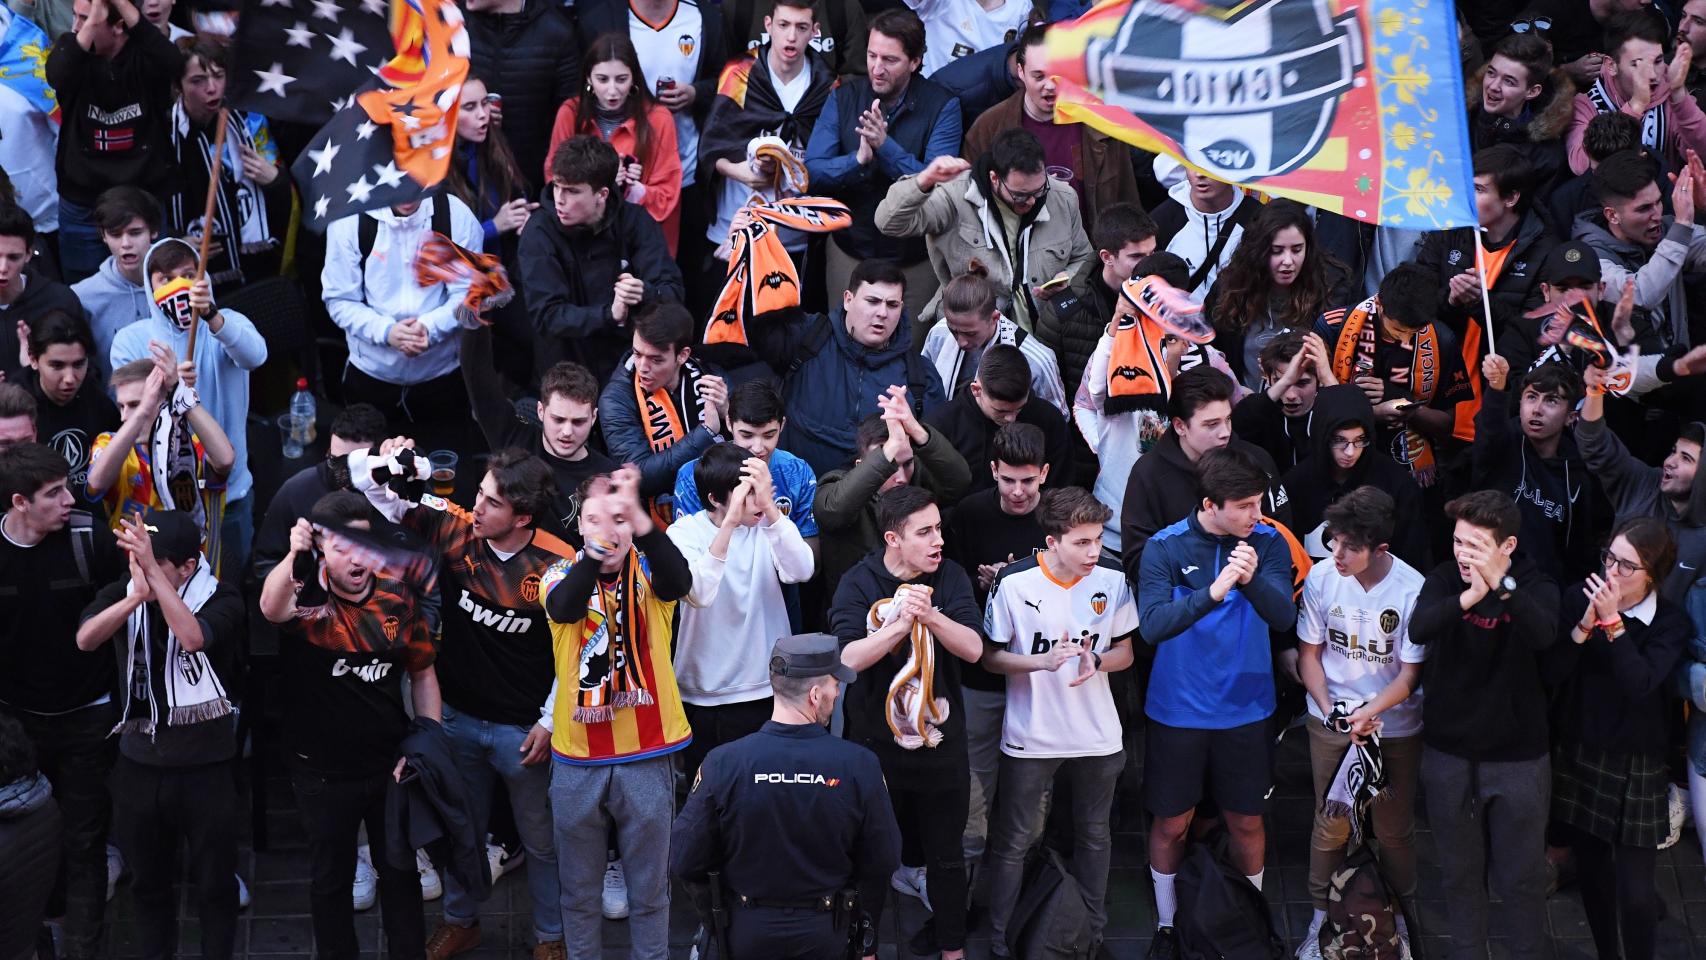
[656,76,676,91]
[1038,273,1072,293]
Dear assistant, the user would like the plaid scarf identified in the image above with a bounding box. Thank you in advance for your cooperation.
[868,586,947,750]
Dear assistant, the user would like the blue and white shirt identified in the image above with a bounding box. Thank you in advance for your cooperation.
[672,448,819,537]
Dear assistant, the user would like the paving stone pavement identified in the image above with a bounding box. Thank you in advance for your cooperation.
[100,726,1706,959]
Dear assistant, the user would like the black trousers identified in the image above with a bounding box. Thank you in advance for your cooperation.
[880,774,970,952]
[290,766,426,960]
[341,365,483,459]
[727,905,843,960]
[5,702,116,960]
[1572,828,1659,960]
[0,788,60,960]
[113,756,239,960]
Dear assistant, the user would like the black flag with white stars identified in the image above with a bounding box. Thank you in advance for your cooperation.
[289,92,430,229]
[227,0,395,126]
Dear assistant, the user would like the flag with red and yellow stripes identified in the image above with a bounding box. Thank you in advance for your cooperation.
[1041,0,1476,230]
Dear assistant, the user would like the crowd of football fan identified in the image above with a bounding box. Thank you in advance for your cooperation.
[2,0,1706,958]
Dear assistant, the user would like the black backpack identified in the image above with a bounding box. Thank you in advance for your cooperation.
[1175,842,1286,960]
[1006,847,1096,960]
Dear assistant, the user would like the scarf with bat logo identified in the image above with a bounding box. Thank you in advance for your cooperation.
[631,355,707,528]
[707,143,851,347]
[412,231,514,324]
[1106,275,1215,414]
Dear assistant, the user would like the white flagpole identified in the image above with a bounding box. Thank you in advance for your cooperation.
[1474,227,1497,351]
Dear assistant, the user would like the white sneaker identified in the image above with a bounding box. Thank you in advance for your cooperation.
[601,860,630,920]
[106,845,124,902]
[353,845,378,911]
[417,848,443,901]
[236,874,251,910]
[1660,783,1688,850]
[487,840,525,883]
[1294,914,1324,960]
[889,865,932,912]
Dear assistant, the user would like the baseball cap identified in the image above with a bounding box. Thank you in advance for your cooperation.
[769,633,856,683]
[1542,241,1601,285]
[141,509,202,565]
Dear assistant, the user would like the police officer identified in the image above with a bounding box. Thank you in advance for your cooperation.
[670,633,901,959]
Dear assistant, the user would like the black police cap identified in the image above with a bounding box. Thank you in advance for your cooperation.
[769,633,856,684]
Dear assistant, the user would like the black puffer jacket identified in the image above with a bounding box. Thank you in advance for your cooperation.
[466,0,581,182]
[1034,257,1118,401]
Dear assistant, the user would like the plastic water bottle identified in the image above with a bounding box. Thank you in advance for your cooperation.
[290,378,317,447]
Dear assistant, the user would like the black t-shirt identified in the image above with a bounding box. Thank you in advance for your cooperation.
[0,513,124,714]
[30,378,120,514]
[944,487,1047,693]
[483,413,616,548]
[82,576,245,766]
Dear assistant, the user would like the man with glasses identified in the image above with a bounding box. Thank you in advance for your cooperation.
[875,127,1093,333]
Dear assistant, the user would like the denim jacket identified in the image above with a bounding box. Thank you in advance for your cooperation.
[1675,572,1706,776]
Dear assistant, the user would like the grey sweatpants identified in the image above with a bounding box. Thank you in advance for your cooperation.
[1419,747,1550,960]
[550,757,675,960]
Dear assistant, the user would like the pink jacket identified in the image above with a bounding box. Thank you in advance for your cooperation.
[1566,59,1706,175]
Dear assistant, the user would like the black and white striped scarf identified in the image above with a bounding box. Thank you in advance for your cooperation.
[1587,77,1667,157]
[168,104,276,288]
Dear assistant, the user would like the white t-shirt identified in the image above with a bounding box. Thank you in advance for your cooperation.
[629,0,704,187]
[1297,556,1427,738]
[908,0,1033,76]
[984,555,1137,758]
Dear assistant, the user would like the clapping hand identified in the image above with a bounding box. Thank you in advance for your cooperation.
[1040,633,1082,672]
[1068,643,1098,687]
[1583,572,1621,628]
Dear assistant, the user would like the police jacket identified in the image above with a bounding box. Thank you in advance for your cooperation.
[670,721,900,914]
[804,75,961,265]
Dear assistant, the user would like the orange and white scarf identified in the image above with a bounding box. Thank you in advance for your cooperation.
[412,231,514,322]
[869,585,947,750]
[707,191,851,347]
[1105,275,1215,414]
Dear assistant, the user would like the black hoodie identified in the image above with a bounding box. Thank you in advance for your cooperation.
[44,21,184,206]
[828,551,981,786]
[516,193,685,383]
[1280,385,1430,570]
[1411,554,1559,762]
[1118,431,1289,585]
[1471,380,1600,584]
[0,266,90,383]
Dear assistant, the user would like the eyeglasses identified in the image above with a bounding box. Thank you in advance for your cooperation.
[1001,179,1050,205]
[1600,549,1645,577]
[1509,16,1552,34]
[1330,438,1371,451]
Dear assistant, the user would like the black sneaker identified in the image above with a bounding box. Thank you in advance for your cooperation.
[1146,926,1179,960]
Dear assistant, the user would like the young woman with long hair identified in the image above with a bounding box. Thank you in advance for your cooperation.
[447,72,535,252]
[546,33,683,254]
[1203,199,1352,390]
[1551,517,1690,960]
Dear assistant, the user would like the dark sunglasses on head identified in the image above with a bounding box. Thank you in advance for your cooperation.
[1510,16,1553,34]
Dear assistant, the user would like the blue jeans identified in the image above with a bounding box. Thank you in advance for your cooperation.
[440,705,562,942]
[218,495,252,584]
[56,197,105,286]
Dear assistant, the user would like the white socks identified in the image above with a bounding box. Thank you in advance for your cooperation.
[1151,867,1177,928]
[1246,870,1264,891]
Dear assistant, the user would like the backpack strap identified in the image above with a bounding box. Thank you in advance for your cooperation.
[431,194,451,239]
[356,214,379,307]
[786,314,833,377]
[67,510,95,585]
[902,350,928,416]
[1186,195,1261,293]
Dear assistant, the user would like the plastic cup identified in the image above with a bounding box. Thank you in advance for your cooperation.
[278,413,307,459]
[428,450,458,496]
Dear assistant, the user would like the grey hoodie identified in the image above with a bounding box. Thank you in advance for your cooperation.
[106,238,267,501]
[1575,413,1706,601]
[72,255,153,380]
[1572,210,1706,353]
